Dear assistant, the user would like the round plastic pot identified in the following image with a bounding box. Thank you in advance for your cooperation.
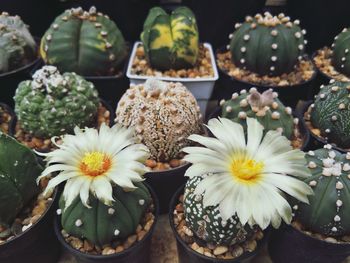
[268,224,350,263]
[169,186,270,263]
[300,101,347,153]
[0,189,60,263]
[54,183,159,263]
[0,102,16,136]
[0,58,40,107]
[207,107,310,151]
[144,163,190,214]
[214,47,317,109]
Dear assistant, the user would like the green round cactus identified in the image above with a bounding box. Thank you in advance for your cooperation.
[184,175,255,245]
[294,147,350,237]
[0,133,41,226]
[229,12,306,76]
[310,80,350,148]
[0,12,36,74]
[40,7,127,76]
[140,6,199,70]
[331,28,350,77]
[220,88,294,139]
[14,65,100,139]
[59,182,151,246]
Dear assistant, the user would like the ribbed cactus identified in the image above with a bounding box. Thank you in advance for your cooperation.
[40,6,127,76]
[229,12,307,76]
[184,175,255,245]
[60,182,151,246]
[331,28,350,77]
[310,81,350,148]
[220,88,294,139]
[14,65,99,139]
[140,6,199,70]
[0,12,36,74]
[0,133,41,225]
[115,79,203,162]
[295,147,350,237]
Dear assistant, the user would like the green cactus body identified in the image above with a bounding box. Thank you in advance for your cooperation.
[60,182,151,246]
[140,6,199,70]
[14,66,99,139]
[310,81,350,148]
[221,88,294,139]
[184,175,255,245]
[331,28,350,77]
[0,12,36,74]
[40,7,127,76]
[0,133,41,225]
[229,13,306,76]
[295,147,350,237]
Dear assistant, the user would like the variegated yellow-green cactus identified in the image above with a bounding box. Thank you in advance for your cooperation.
[140,6,199,70]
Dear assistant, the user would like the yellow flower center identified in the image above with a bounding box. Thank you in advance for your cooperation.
[80,152,112,177]
[230,155,264,183]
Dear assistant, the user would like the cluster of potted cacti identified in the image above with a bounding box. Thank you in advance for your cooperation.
[2,2,350,263]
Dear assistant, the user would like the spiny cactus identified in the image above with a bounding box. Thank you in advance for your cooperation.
[184,175,255,245]
[331,28,350,77]
[220,88,294,139]
[115,79,202,162]
[0,12,36,74]
[59,182,151,246]
[310,80,350,148]
[295,146,350,237]
[140,6,199,70]
[228,12,307,76]
[40,6,127,76]
[0,133,41,225]
[14,65,99,139]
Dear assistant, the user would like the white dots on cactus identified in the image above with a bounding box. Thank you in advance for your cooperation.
[238,112,247,119]
[61,16,68,21]
[308,161,317,169]
[322,168,332,177]
[240,99,248,107]
[226,45,230,50]
[331,227,338,232]
[235,23,241,29]
[240,58,245,64]
[108,208,115,215]
[324,144,332,150]
[308,150,315,156]
[271,30,278,36]
[293,205,298,210]
[330,79,336,84]
[343,163,350,172]
[285,107,292,115]
[231,93,239,100]
[240,47,246,53]
[334,215,341,222]
[331,43,335,48]
[139,199,145,205]
[75,219,83,227]
[336,181,344,190]
[270,66,275,71]
[44,45,49,52]
[106,42,112,49]
[226,106,233,113]
[325,129,331,133]
[323,158,334,168]
[302,29,307,35]
[339,103,346,110]
[240,89,247,94]
[298,44,304,51]
[331,115,337,121]
[272,102,279,109]
[56,209,62,215]
[276,127,283,134]
[286,22,293,28]
[243,34,250,41]
[346,152,350,160]
[46,34,52,41]
[271,56,277,62]
[294,19,300,25]
[250,23,257,29]
[309,180,317,187]
[304,40,308,45]
[278,13,285,19]
[271,111,280,120]
[229,33,233,39]
[319,93,326,99]
[272,92,278,98]
[294,32,302,39]
[329,151,336,159]
[52,23,59,30]
[271,43,278,50]
[114,229,120,236]
[219,99,226,106]
[100,31,108,37]
[336,200,343,207]
[345,49,349,54]
[298,56,303,61]
[109,54,115,61]
[245,16,253,22]
[348,174,350,179]
[343,28,348,32]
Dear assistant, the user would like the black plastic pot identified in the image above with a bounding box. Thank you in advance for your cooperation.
[300,101,347,153]
[0,57,40,107]
[268,224,350,263]
[169,186,270,263]
[0,102,16,136]
[0,189,60,263]
[214,47,317,109]
[54,183,159,263]
[145,163,190,214]
[208,107,310,151]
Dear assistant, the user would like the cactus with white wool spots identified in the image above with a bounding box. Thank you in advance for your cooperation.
[294,146,350,237]
[331,28,350,77]
[228,12,306,76]
[220,88,295,139]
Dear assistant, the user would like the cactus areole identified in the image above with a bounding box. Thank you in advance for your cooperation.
[229,12,307,76]
[140,6,199,70]
[40,6,127,76]
[331,28,350,77]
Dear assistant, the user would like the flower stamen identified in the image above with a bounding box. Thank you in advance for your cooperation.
[80,152,112,177]
[230,155,264,183]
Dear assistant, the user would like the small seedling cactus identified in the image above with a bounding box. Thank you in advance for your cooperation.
[220,88,294,139]
[14,65,99,139]
[140,6,199,70]
[310,80,350,148]
[0,12,36,74]
[115,79,203,162]
[294,146,350,237]
[331,28,350,77]
[228,12,307,76]
[40,6,127,76]
[0,132,41,225]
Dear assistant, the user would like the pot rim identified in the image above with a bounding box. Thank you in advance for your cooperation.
[54,182,159,259]
[215,46,317,89]
[0,57,41,78]
[144,162,191,177]
[168,185,270,262]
